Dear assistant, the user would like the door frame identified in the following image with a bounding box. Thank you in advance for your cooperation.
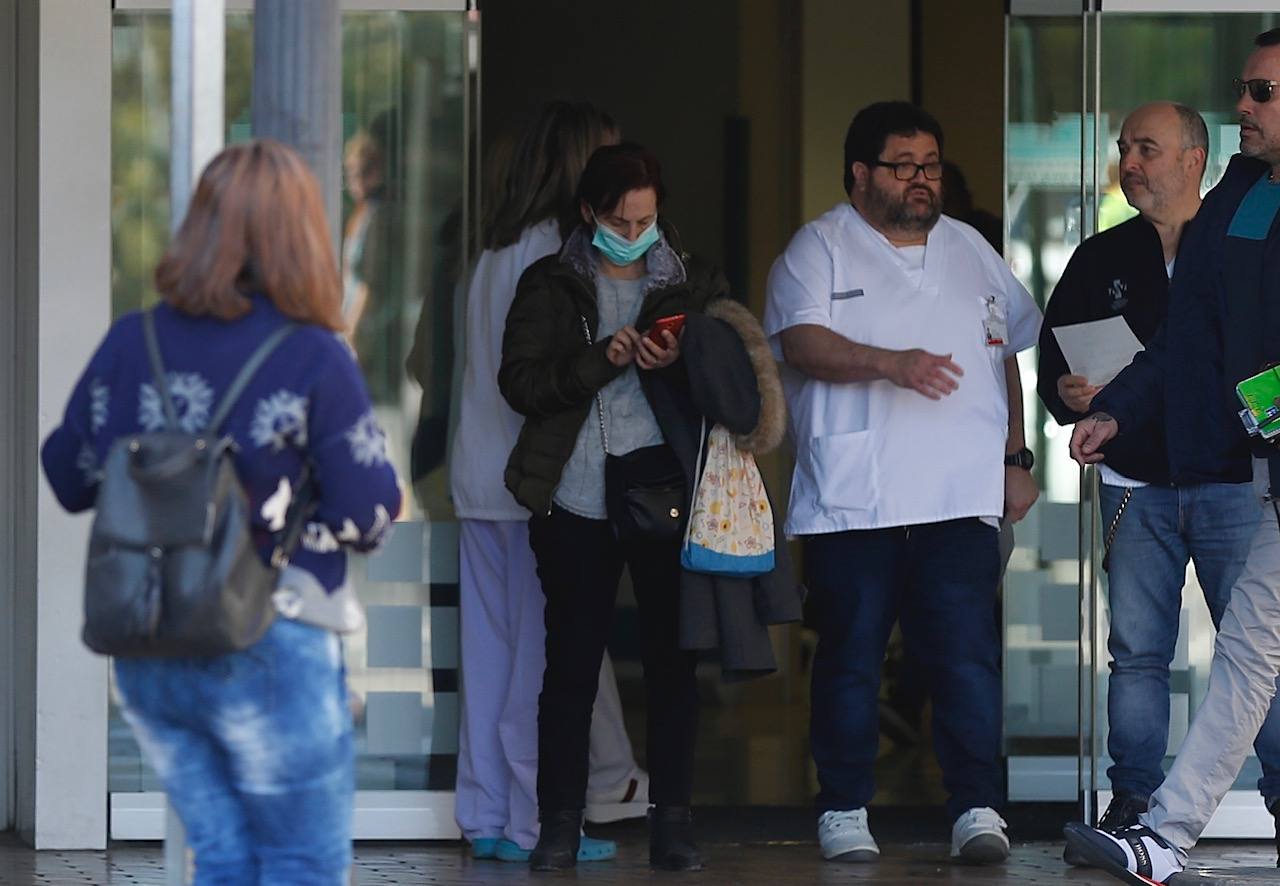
[104,0,477,841]
[0,0,15,833]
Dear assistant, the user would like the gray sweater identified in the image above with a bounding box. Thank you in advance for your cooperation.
[553,274,664,519]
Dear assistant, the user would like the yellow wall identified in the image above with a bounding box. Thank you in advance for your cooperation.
[920,0,1006,219]
[800,0,911,221]
[737,0,801,313]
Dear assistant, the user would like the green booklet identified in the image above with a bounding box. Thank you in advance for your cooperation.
[1236,365,1280,439]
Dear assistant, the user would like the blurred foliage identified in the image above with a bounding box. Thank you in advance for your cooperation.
[111,14,254,317]
[110,11,465,322]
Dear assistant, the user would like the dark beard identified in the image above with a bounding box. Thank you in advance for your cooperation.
[866,180,941,233]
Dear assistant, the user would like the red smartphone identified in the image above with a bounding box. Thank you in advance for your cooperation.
[646,313,686,346]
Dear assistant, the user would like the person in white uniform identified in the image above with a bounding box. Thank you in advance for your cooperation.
[763,101,1041,865]
[450,101,647,864]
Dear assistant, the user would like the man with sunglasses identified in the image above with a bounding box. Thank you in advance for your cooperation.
[1040,102,1280,869]
[1065,27,1280,884]
[764,101,1041,865]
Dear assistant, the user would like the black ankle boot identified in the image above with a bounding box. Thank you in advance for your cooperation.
[530,809,582,872]
[649,805,704,871]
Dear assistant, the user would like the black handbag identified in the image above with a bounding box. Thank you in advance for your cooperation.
[604,444,686,541]
[593,390,686,541]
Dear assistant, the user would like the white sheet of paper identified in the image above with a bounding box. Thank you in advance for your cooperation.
[1052,316,1145,387]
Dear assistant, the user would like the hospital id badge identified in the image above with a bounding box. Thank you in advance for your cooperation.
[983,295,1007,347]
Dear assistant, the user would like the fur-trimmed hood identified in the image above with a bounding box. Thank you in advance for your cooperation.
[705,299,786,455]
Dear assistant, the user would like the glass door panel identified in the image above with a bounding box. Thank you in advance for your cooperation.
[1083,8,1278,836]
[1009,1,1280,831]
[1004,7,1093,804]
[107,4,473,840]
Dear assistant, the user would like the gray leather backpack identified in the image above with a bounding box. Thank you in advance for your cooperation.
[82,310,309,657]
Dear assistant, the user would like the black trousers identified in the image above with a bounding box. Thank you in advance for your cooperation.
[528,505,699,813]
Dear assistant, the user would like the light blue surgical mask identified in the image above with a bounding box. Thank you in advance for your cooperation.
[591,213,660,267]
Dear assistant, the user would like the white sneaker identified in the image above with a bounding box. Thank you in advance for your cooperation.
[584,771,649,824]
[817,808,880,862]
[950,807,1010,863]
[1063,821,1187,884]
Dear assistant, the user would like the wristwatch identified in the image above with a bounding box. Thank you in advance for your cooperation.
[1004,447,1035,470]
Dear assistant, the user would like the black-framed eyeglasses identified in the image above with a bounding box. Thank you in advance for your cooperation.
[1235,78,1280,103]
[869,160,944,181]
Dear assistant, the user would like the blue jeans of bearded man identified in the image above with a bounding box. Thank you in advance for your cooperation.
[114,618,353,886]
[1101,480,1280,805]
[806,518,1003,824]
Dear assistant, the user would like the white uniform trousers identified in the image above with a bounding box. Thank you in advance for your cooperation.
[454,519,639,849]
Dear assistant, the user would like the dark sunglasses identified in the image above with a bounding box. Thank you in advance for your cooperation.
[1235,78,1280,103]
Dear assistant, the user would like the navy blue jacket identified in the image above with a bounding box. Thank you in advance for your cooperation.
[1093,154,1270,488]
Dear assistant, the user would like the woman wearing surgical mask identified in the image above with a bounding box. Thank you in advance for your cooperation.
[499,143,791,871]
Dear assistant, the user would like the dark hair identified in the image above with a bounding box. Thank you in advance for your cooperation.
[575,142,666,219]
[483,101,619,249]
[155,139,343,330]
[1256,27,1280,47]
[842,101,945,194]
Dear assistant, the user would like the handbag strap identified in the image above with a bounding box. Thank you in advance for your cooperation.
[682,419,710,549]
[691,418,709,489]
[143,308,296,435]
[581,315,613,455]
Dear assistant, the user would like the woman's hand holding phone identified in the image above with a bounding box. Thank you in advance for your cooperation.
[637,324,682,370]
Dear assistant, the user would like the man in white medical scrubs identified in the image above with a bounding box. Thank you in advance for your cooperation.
[763,101,1041,865]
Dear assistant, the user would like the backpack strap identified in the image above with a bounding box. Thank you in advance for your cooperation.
[142,309,181,431]
[208,322,298,435]
[143,308,296,435]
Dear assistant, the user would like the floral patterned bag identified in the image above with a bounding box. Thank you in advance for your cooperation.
[680,421,775,577]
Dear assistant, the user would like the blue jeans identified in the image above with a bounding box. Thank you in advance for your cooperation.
[115,618,353,885]
[806,518,1002,823]
[1101,480,1280,803]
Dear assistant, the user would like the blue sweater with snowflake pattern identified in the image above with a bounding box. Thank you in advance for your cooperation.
[41,295,402,610]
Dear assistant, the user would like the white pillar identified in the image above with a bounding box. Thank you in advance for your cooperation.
[0,0,18,836]
[12,0,113,849]
[171,0,225,229]
[164,1,224,870]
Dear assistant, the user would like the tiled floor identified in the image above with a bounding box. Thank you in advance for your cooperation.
[1,826,1276,885]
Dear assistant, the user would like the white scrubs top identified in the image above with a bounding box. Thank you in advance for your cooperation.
[764,202,1041,536]
[449,219,561,521]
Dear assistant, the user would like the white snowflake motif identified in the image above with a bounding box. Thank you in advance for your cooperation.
[345,410,389,467]
[302,521,341,554]
[89,379,109,434]
[76,442,100,485]
[250,390,309,451]
[138,372,214,433]
[259,477,293,532]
